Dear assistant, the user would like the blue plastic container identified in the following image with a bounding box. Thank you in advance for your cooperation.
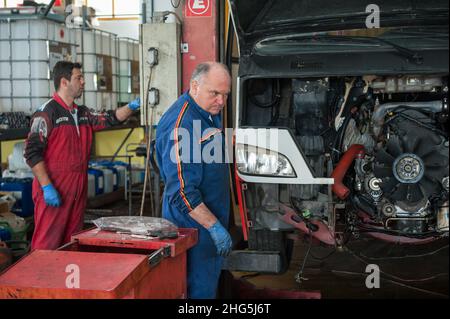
[0,226,11,241]
[87,168,104,195]
[0,178,34,217]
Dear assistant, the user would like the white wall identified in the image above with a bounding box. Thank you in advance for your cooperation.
[96,19,139,39]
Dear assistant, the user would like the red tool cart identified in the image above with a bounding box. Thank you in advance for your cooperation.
[0,227,197,299]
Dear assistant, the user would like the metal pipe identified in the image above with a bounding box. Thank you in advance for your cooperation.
[141,1,146,24]
[111,128,135,162]
[42,0,57,17]
[372,100,443,136]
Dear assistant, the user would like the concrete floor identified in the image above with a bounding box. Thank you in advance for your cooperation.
[85,198,449,299]
[230,235,449,299]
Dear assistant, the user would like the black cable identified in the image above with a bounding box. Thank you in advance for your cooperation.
[358,244,449,261]
[170,0,181,8]
[392,112,447,137]
[268,97,280,126]
[355,222,442,238]
[309,246,337,261]
[331,113,353,162]
[296,229,313,284]
[330,270,448,298]
[248,79,280,109]
[289,197,319,232]
[344,245,449,284]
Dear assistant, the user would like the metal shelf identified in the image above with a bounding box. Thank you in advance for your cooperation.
[0,128,29,142]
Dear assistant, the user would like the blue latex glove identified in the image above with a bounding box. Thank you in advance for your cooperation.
[42,184,61,207]
[207,221,232,257]
[128,97,140,111]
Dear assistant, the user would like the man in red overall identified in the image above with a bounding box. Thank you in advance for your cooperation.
[24,61,140,250]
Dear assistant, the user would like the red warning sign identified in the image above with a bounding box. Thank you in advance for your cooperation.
[186,0,212,17]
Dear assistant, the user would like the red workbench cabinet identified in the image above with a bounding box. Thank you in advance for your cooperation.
[0,228,197,299]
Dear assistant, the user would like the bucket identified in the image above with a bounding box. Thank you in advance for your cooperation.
[0,225,11,241]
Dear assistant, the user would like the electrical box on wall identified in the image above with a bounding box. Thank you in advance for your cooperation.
[139,22,181,126]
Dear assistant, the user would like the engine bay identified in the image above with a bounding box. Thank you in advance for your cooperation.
[240,75,449,242]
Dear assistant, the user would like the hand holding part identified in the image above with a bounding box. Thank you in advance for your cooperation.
[128,97,141,111]
[42,183,61,207]
[207,221,232,257]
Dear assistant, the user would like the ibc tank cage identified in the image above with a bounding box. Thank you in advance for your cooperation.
[117,37,139,105]
[0,6,77,114]
[75,27,119,111]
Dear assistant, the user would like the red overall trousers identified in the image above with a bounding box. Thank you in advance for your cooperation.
[24,94,121,249]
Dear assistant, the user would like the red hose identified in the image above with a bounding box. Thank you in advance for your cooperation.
[331,144,365,200]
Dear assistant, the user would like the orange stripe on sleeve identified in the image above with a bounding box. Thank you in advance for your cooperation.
[174,102,194,211]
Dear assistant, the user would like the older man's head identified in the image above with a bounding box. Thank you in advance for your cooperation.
[189,62,231,115]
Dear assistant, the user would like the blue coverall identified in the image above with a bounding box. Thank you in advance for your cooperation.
[156,91,230,299]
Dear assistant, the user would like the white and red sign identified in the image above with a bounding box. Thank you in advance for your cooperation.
[186,0,212,17]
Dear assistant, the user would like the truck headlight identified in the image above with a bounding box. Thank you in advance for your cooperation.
[236,144,296,177]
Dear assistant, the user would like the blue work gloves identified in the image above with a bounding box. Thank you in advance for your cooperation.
[128,97,141,111]
[42,183,61,207]
[207,221,232,257]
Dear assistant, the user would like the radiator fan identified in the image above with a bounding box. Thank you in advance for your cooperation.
[373,128,448,204]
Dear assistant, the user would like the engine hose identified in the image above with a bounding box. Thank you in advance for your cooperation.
[249,79,280,108]
[331,144,365,200]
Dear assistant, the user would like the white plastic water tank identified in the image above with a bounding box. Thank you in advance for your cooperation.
[0,18,77,113]
[87,174,96,198]
[75,28,118,111]
[131,165,145,184]
[118,38,139,104]
[100,168,114,194]
[115,165,127,187]
[8,142,29,171]
[2,169,34,179]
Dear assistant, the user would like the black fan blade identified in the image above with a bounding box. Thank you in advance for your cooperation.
[390,183,408,201]
[386,136,403,157]
[424,165,448,181]
[407,184,424,203]
[415,133,440,157]
[420,174,440,196]
[423,153,449,168]
[417,144,437,159]
[375,148,395,165]
[380,176,398,194]
[402,134,420,153]
[373,165,393,178]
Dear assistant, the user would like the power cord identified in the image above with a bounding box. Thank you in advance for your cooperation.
[295,230,313,284]
[331,270,448,298]
[344,244,449,283]
[140,65,155,217]
[358,244,449,261]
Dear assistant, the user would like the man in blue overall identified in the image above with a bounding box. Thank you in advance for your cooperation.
[156,62,232,299]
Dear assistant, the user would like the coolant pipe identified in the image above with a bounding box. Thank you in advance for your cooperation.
[331,144,365,200]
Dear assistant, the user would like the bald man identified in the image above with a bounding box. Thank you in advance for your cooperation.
[156,62,232,299]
